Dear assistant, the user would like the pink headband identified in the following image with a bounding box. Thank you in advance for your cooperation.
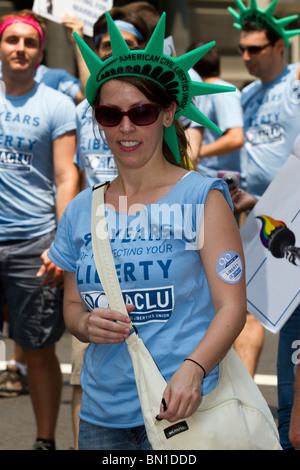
[0,16,45,47]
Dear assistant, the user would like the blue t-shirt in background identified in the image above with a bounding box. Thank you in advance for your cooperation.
[35,64,81,102]
[0,82,76,240]
[241,64,300,197]
[198,79,245,188]
[75,99,118,187]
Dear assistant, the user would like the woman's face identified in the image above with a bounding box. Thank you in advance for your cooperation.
[96,79,176,171]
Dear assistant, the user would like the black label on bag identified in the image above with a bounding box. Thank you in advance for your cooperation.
[164,421,189,439]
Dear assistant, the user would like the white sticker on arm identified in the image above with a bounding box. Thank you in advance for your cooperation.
[216,250,243,284]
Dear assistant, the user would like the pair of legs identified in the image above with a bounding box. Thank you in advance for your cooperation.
[25,343,62,440]
[1,341,62,442]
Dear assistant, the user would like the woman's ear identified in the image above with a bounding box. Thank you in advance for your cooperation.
[163,101,177,128]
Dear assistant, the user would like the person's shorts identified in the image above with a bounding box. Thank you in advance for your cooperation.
[0,231,65,349]
[70,336,89,385]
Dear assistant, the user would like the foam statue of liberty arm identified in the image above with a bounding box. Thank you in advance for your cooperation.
[228,0,300,47]
[73,11,235,164]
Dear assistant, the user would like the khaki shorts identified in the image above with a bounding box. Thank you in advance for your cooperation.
[70,335,89,385]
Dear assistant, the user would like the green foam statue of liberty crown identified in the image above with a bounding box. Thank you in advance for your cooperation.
[228,0,300,47]
[73,11,235,163]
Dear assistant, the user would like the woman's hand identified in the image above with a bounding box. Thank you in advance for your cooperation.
[86,304,135,344]
[158,359,204,423]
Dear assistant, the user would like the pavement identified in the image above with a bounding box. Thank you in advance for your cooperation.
[0,330,74,451]
[0,326,280,451]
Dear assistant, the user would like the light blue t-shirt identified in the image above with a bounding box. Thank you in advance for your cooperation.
[75,99,118,187]
[198,79,245,187]
[49,171,232,428]
[0,82,76,240]
[241,64,300,197]
[35,64,81,102]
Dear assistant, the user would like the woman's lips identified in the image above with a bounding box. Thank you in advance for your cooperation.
[119,140,141,151]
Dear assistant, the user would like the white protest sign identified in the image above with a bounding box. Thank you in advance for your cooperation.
[240,154,300,333]
[32,0,113,37]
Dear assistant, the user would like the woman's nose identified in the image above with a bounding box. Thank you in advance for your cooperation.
[119,115,135,132]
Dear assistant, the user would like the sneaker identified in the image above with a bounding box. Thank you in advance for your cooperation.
[32,439,56,450]
[0,364,29,397]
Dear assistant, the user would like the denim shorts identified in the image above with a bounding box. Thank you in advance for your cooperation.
[78,420,152,450]
[0,231,65,349]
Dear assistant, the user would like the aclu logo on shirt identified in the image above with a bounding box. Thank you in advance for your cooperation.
[80,285,174,324]
[0,149,33,171]
[246,124,283,146]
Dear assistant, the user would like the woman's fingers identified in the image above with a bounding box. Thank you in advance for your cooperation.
[87,308,133,343]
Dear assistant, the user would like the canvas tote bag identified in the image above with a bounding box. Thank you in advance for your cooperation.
[91,182,281,450]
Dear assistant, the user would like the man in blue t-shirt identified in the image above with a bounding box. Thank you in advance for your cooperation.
[0,10,78,450]
[238,23,300,199]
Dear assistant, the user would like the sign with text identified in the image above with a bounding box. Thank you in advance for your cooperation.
[33,0,113,37]
[240,154,300,333]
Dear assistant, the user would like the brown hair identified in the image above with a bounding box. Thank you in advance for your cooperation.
[122,2,161,36]
[241,20,280,45]
[187,42,220,79]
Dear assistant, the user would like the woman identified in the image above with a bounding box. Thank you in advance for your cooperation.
[48,14,247,450]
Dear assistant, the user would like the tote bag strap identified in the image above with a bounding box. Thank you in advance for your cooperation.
[91,182,136,333]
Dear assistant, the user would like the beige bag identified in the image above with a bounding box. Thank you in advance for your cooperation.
[91,182,282,450]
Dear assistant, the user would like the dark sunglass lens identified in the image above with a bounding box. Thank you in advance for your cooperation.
[129,106,159,126]
[248,46,261,54]
[238,43,270,55]
[95,107,122,126]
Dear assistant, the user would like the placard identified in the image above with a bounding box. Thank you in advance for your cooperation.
[33,0,113,37]
[240,154,300,333]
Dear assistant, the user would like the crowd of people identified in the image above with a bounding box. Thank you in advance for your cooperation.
[0,0,299,451]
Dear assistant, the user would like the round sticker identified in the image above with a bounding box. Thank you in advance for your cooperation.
[216,250,243,284]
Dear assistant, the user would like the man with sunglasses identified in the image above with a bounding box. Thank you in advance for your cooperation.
[236,20,300,199]
[228,1,300,450]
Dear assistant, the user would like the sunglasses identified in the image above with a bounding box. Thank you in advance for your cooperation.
[94,104,162,127]
[237,43,271,56]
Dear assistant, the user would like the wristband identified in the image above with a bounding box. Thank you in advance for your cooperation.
[184,358,206,378]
